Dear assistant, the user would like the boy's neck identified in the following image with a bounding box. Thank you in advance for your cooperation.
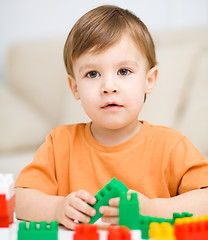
[90,120,142,146]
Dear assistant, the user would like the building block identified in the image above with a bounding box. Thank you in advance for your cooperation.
[174,215,208,240]
[139,212,193,239]
[89,178,128,224]
[0,194,15,227]
[73,224,99,240]
[119,192,174,238]
[0,227,10,240]
[119,192,140,229]
[137,215,174,239]
[149,222,175,240]
[108,225,131,240]
[0,194,9,227]
[17,221,58,240]
[0,173,15,227]
[130,230,142,240]
[172,212,193,222]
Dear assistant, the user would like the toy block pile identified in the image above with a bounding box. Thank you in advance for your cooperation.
[118,190,208,240]
[119,192,176,239]
[17,177,130,240]
[3,175,208,240]
[16,177,208,240]
[0,173,15,240]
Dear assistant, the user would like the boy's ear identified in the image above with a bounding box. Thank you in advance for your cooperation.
[145,66,158,94]
[68,75,80,100]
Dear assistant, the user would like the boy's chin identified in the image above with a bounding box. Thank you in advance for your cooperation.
[94,121,129,130]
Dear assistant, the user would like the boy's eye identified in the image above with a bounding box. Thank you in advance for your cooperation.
[86,71,100,78]
[118,68,131,76]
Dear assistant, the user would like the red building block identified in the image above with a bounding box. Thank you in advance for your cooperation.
[175,218,208,240]
[0,194,8,227]
[7,194,15,224]
[0,173,15,227]
[0,194,15,227]
[108,226,131,240]
[73,224,99,240]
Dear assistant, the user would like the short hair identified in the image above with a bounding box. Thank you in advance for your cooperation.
[64,5,157,77]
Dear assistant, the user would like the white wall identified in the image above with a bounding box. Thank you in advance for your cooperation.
[1,0,208,82]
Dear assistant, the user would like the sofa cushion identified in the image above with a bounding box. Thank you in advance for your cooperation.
[0,86,50,151]
[7,38,67,123]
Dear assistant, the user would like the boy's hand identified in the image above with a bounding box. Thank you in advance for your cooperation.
[99,190,149,225]
[55,190,96,230]
[99,197,120,224]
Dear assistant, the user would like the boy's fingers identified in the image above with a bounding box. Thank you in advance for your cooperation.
[128,189,137,194]
[109,197,120,207]
[69,197,96,217]
[62,216,78,230]
[99,206,118,216]
[75,190,96,204]
[65,205,90,223]
[101,216,119,225]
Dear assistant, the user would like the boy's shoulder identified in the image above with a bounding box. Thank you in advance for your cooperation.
[143,120,185,142]
[49,122,89,139]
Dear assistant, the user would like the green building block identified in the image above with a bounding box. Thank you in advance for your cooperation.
[18,221,58,240]
[119,192,140,229]
[172,212,193,222]
[119,192,174,238]
[89,177,128,224]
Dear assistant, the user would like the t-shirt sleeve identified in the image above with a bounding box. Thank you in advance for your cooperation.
[169,136,208,195]
[15,133,58,195]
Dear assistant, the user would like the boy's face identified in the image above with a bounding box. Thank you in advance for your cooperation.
[69,34,157,130]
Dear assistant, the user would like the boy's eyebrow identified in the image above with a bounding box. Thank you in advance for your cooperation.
[79,61,139,73]
[79,64,99,73]
[117,60,139,68]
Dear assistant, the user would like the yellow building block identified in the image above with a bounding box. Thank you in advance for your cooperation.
[175,215,208,225]
[149,222,175,240]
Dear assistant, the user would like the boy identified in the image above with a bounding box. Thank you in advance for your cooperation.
[15,5,208,230]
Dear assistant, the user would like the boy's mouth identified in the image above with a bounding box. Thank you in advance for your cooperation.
[101,102,123,109]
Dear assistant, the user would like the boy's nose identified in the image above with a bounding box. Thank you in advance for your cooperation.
[101,79,119,94]
[102,88,118,94]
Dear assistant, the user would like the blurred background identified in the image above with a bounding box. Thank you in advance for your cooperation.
[0,0,208,180]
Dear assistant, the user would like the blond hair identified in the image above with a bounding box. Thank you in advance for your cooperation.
[64,5,157,77]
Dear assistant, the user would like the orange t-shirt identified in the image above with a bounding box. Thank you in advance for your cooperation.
[15,121,208,198]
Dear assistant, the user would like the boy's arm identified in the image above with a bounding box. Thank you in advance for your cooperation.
[148,188,208,218]
[15,188,63,222]
[15,187,96,229]
[101,188,208,224]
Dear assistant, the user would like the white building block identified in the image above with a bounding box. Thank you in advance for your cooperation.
[0,173,14,200]
[131,229,142,240]
[0,227,10,240]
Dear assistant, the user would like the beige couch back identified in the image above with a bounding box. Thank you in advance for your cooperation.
[0,28,208,157]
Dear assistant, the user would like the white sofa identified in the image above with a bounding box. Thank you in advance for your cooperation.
[0,28,208,180]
